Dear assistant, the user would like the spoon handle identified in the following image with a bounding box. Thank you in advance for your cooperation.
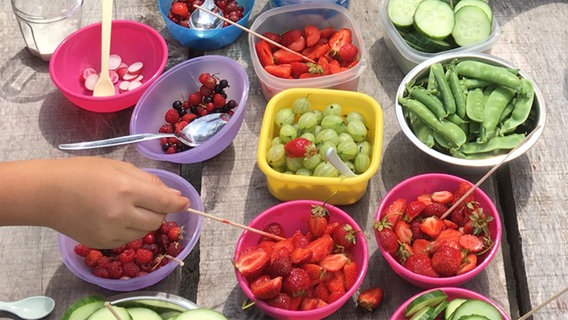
[58,133,176,150]
[325,148,356,177]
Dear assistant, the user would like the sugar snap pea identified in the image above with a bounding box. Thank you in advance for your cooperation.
[479,86,517,143]
[399,96,467,147]
[500,78,535,135]
[465,88,484,122]
[460,78,491,90]
[448,65,467,118]
[409,113,435,148]
[431,63,456,115]
[455,60,523,92]
[460,133,525,154]
[499,100,516,123]
[408,85,447,119]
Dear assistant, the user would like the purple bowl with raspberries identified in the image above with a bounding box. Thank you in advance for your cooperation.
[130,55,249,164]
[57,168,204,291]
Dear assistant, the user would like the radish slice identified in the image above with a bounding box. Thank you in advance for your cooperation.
[109,70,119,84]
[108,54,122,70]
[122,72,139,81]
[119,81,130,92]
[127,61,144,74]
[128,80,143,91]
[116,67,128,79]
[81,68,97,82]
[134,74,144,82]
[84,74,99,91]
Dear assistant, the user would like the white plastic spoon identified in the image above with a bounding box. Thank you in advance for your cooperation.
[92,0,115,97]
[325,148,356,177]
[0,296,55,320]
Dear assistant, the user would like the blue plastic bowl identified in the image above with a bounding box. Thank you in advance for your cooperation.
[158,0,254,50]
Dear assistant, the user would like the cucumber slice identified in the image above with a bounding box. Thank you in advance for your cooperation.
[399,29,454,53]
[432,299,450,319]
[450,299,504,320]
[114,300,188,314]
[445,298,468,320]
[410,306,435,320]
[127,307,162,320]
[174,308,228,320]
[414,0,455,40]
[87,306,132,320]
[457,315,492,320]
[62,295,106,320]
[405,289,449,317]
[452,5,492,46]
[388,0,425,28]
[454,0,493,22]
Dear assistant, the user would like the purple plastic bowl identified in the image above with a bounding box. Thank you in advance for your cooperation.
[58,168,204,291]
[130,55,249,164]
[374,173,502,289]
[234,200,369,320]
[390,287,510,320]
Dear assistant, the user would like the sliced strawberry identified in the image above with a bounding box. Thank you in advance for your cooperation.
[417,193,433,205]
[256,240,275,255]
[265,64,292,78]
[419,216,446,239]
[328,28,352,53]
[270,239,294,263]
[319,253,349,272]
[287,35,306,52]
[357,287,384,312]
[405,200,426,220]
[250,275,283,300]
[458,234,485,253]
[327,290,344,303]
[303,43,331,60]
[381,198,406,228]
[324,221,340,235]
[290,229,310,248]
[451,182,476,209]
[304,25,321,47]
[343,260,358,290]
[273,49,304,64]
[443,218,459,229]
[262,31,281,49]
[289,296,303,311]
[313,282,330,302]
[319,26,335,39]
[290,61,309,78]
[300,297,318,311]
[432,190,454,204]
[423,202,449,218]
[307,234,334,263]
[325,271,346,294]
[302,263,327,285]
[328,59,347,74]
[280,29,302,47]
[457,253,478,275]
[412,238,432,255]
[266,293,292,310]
[234,247,269,279]
[255,40,274,67]
[290,247,312,265]
[394,220,413,244]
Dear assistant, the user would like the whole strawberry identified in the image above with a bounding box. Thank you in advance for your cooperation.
[284,137,317,158]
[337,43,358,64]
[357,287,384,312]
[282,268,311,297]
[332,223,357,252]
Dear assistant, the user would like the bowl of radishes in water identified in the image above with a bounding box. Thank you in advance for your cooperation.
[49,20,168,113]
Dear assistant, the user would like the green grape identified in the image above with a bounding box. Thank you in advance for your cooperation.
[311,125,322,137]
[279,124,297,143]
[300,132,315,142]
[286,156,304,172]
[313,161,339,177]
[345,160,355,172]
[274,108,295,127]
[303,154,322,170]
[322,103,342,117]
[337,140,358,161]
[296,168,312,176]
[320,115,344,132]
[347,120,367,142]
[272,137,283,146]
[318,141,336,159]
[354,153,371,174]
[266,144,286,168]
[346,111,366,125]
[297,112,318,132]
[292,96,311,114]
[357,141,372,155]
[312,109,323,124]
[337,132,355,145]
[315,128,339,145]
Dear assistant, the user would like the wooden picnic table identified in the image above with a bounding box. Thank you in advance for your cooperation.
[0,0,566,319]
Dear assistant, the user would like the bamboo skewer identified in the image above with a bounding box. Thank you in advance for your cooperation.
[440,126,542,220]
[187,207,286,241]
[193,4,317,63]
[518,285,568,320]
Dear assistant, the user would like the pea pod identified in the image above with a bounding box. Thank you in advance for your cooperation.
[409,113,435,148]
[407,85,447,119]
[460,133,525,154]
[500,78,535,135]
[431,63,456,115]
[400,96,467,147]
[479,86,516,143]
[448,65,467,118]
[465,88,484,122]
[498,100,516,123]
[460,78,491,90]
[455,60,523,92]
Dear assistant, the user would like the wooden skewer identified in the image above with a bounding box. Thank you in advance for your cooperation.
[193,4,317,64]
[518,285,568,320]
[440,126,542,220]
[187,207,286,241]
[104,302,123,320]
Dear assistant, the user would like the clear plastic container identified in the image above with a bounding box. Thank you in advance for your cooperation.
[271,0,349,9]
[379,0,500,74]
[249,3,367,101]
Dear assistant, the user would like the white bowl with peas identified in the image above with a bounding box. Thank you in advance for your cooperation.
[395,52,546,168]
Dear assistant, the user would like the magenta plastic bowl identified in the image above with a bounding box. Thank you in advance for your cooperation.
[57,168,204,291]
[130,55,249,164]
[49,20,168,113]
[233,200,369,320]
[390,287,510,320]
[374,173,502,289]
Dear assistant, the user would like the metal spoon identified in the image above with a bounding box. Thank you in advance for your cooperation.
[92,0,115,97]
[58,113,231,150]
[0,296,55,320]
[189,0,223,30]
[325,148,356,177]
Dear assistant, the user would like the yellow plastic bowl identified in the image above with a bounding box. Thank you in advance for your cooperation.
[257,88,384,205]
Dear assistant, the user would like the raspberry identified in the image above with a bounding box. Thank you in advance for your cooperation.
[107,261,123,279]
[126,239,143,250]
[143,243,160,256]
[213,93,226,108]
[167,226,184,241]
[182,113,197,123]
[135,248,154,265]
[188,92,202,106]
[122,262,141,278]
[159,124,174,133]
[111,244,127,254]
[170,2,189,18]
[84,250,103,268]
[157,233,171,249]
[92,266,110,279]
[165,109,180,124]
[143,231,156,245]
[167,241,184,257]
[73,244,91,257]
[118,249,136,264]
[95,255,112,269]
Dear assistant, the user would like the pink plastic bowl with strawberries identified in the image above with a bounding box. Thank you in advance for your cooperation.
[374,173,502,289]
[234,200,369,320]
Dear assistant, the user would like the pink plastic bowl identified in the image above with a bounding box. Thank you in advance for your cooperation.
[58,168,204,291]
[49,20,168,113]
[374,173,502,288]
[130,55,249,164]
[234,200,369,320]
[390,287,510,320]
